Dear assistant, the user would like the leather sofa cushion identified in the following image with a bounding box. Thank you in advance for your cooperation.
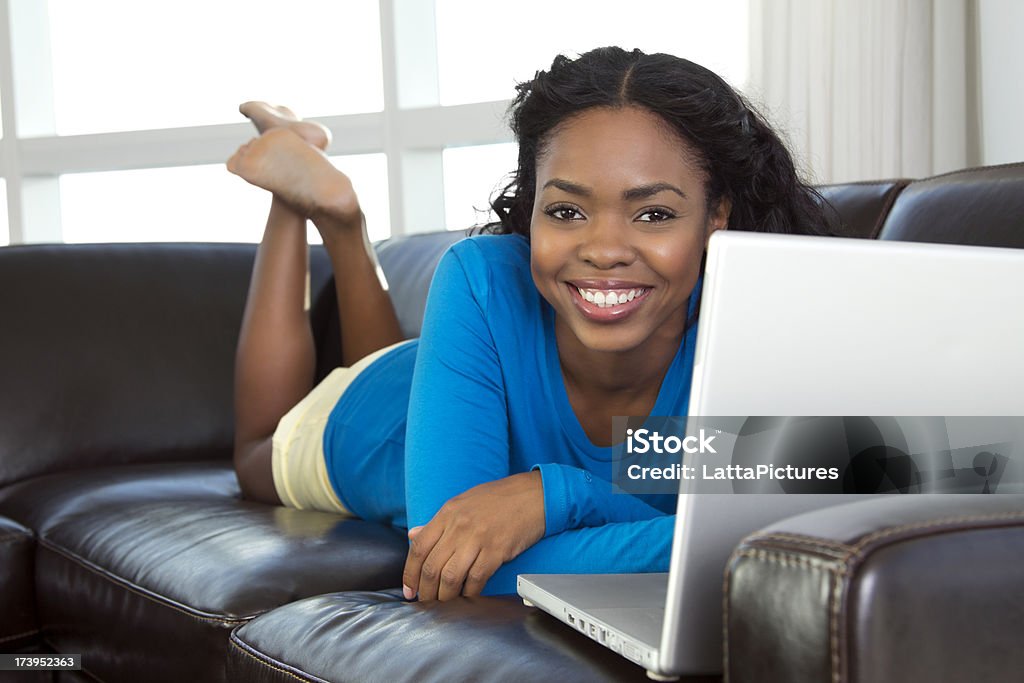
[817,180,908,239]
[0,461,239,533]
[1,462,406,683]
[0,244,256,487]
[878,162,1024,247]
[307,230,466,380]
[374,229,469,339]
[725,494,1024,683]
[0,234,461,488]
[0,516,38,646]
[228,590,721,683]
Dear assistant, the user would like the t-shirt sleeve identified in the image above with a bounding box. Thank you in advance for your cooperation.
[533,462,668,535]
[405,244,512,530]
[483,515,675,595]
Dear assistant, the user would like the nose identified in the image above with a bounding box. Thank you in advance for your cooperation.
[576,216,636,269]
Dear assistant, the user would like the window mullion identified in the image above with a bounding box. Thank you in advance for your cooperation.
[381,0,447,235]
[3,0,62,244]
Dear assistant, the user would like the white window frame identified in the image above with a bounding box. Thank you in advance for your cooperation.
[0,0,514,244]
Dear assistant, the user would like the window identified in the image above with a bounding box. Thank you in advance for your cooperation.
[435,0,749,105]
[46,0,383,135]
[0,180,8,246]
[1,1,750,245]
[59,154,390,244]
[442,143,518,230]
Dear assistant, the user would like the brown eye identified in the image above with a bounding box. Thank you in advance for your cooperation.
[546,205,584,221]
[636,209,676,223]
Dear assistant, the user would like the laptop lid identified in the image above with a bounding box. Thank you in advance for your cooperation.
[658,231,1024,675]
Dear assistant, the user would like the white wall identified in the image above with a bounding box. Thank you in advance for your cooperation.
[977,0,1024,165]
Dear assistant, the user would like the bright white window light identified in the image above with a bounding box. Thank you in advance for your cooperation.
[442,143,518,231]
[0,180,8,246]
[47,0,384,135]
[59,154,390,244]
[435,0,749,106]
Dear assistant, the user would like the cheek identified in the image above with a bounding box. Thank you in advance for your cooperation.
[647,236,706,285]
[529,230,564,279]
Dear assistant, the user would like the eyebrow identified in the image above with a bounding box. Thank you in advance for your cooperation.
[542,178,688,201]
[623,182,688,201]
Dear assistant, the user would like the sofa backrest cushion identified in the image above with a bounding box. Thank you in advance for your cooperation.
[307,230,467,381]
[816,180,908,239]
[877,162,1024,247]
[0,243,258,487]
[0,233,466,485]
[375,229,470,338]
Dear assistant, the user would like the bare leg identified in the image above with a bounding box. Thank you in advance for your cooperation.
[233,196,311,504]
[229,105,403,504]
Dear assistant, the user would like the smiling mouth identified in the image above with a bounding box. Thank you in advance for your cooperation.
[565,283,653,321]
[572,285,650,308]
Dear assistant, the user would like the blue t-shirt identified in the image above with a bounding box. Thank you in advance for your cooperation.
[324,233,699,594]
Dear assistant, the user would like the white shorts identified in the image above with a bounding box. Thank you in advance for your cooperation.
[270,340,411,514]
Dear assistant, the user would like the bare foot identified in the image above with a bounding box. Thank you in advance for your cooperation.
[239,101,332,151]
[227,128,359,226]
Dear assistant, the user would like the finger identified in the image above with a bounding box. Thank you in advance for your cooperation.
[416,535,457,602]
[407,525,424,539]
[402,522,443,600]
[461,552,500,597]
[437,548,481,602]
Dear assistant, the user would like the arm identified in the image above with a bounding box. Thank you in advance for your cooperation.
[534,462,669,536]
[404,244,528,599]
[404,244,513,528]
[483,514,675,595]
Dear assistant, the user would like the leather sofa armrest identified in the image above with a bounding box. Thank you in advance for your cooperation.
[724,495,1024,683]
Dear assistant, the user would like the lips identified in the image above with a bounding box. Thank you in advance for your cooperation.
[565,281,653,322]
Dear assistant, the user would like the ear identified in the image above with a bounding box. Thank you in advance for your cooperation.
[705,196,732,247]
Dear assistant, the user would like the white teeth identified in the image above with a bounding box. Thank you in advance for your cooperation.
[574,286,647,308]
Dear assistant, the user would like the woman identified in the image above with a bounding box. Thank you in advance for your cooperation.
[227,47,835,601]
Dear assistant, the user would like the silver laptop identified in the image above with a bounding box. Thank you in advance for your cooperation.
[518,231,1024,679]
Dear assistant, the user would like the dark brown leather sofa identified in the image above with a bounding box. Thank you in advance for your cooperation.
[0,163,1022,683]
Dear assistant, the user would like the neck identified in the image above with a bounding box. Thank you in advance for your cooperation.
[554,317,683,400]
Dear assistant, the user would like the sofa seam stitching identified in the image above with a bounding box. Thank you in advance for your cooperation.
[744,532,852,553]
[742,511,1024,559]
[850,511,1024,554]
[229,631,329,683]
[0,629,41,644]
[37,536,255,625]
[870,179,911,238]
[0,532,33,544]
[743,512,1024,683]
[902,159,1024,184]
[830,564,846,683]
[817,179,909,188]
[723,548,839,683]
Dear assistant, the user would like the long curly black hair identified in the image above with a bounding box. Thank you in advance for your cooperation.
[482,47,839,237]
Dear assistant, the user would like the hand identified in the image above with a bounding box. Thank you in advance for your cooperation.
[402,471,546,601]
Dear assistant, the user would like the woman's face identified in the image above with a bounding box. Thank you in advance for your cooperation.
[530,106,729,356]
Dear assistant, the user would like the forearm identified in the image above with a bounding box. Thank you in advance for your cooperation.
[481,515,675,595]
[535,463,671,535]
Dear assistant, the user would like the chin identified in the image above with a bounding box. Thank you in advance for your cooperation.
[574,328,648,354]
